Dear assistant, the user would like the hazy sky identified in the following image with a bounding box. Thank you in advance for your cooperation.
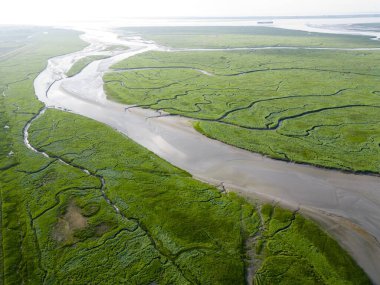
[1,0,380,24]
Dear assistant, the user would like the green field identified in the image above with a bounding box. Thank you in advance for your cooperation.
[105,43,380,173]
[121,26,380,48]
[0,27,371,283]
[66,55,109,77]
[0,27,41,56]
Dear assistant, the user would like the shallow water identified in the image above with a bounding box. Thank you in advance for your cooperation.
[33,24,380,282]
[271,17,380,40]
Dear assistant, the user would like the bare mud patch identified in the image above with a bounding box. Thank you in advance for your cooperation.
[53,202,88,243]
[95,223,111,236]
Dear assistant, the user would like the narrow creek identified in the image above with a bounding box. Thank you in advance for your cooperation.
[22,41,125,217]
[23,105,122,216]
[28,27,380,282]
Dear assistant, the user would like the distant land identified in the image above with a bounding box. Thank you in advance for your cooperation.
[118,14,380,20]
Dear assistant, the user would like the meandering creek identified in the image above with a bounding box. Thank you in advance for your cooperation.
[32,26,380,282]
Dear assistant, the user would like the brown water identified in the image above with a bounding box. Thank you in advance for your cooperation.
[33,26,380,282]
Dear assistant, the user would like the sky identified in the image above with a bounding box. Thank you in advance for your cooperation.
[1,0,380,25]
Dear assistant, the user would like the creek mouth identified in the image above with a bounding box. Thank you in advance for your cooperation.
[30,27,380,282]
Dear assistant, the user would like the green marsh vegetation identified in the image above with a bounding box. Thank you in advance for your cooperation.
[104,45,130,52]
[0,27,43,56]
[105,44,380,173]
[66,55,110,77]
[31,109,371,284]
[66,45,130,77]
[0,27,371,283]
[121,26,380,48]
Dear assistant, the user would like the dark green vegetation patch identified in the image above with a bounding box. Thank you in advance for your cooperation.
[105,47,380,173]
[0,27,370,284]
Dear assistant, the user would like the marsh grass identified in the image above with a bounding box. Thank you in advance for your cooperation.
[106,48,380,173]
[66,55,109,77]
[121,26,380,48]
[0,26,371,284]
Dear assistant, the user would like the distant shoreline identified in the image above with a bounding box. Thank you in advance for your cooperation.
[120,14,380,20]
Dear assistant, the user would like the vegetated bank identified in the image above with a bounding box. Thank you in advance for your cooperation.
[0,27,370,284]
[121,26,380,48]
[105,28,380,173]
[66,55,110,77]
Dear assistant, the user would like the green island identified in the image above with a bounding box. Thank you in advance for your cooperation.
[0,27,372,284]
[105,27,380,173]
[66,55,110,77]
